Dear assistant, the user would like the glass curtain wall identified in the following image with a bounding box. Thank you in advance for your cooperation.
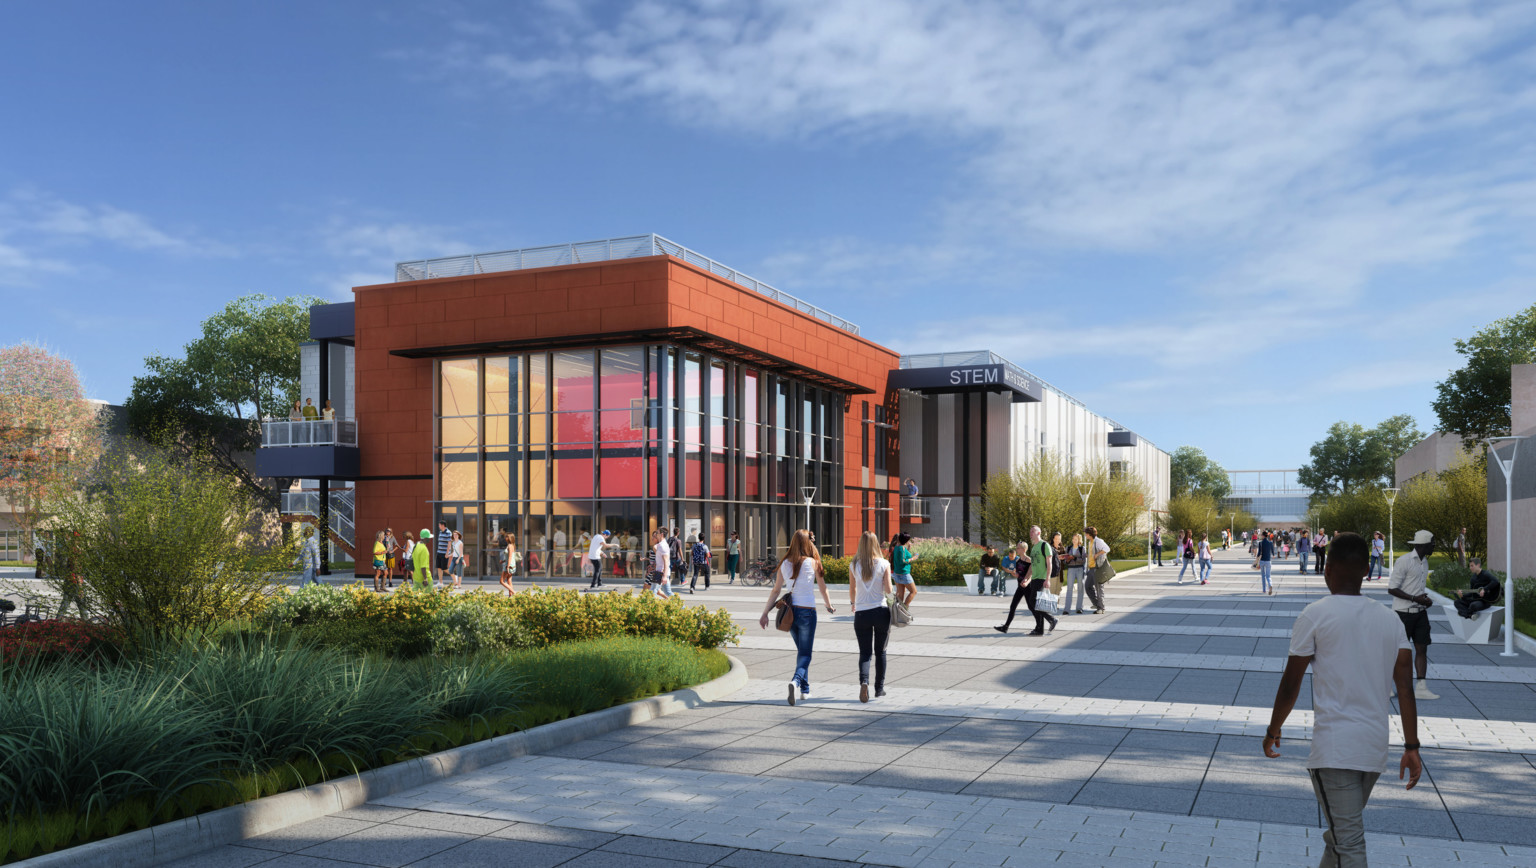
[433,343,843,580]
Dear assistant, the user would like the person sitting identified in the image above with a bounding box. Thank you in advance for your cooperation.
[978,545,1002,596]
[1453,558,1502,619]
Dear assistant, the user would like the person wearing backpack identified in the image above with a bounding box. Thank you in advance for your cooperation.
[994,526,1058,635]
[689,536,712,591]
[848,531,893,703]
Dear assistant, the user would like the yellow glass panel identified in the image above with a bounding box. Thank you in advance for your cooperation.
[440,359,478,417]
[440,416,479,448]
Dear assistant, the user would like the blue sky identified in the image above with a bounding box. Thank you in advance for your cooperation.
[4,0,1535,472]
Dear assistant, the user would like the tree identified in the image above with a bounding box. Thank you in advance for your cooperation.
[124,294,320,507]
[1316,488,1388,538]
[970,455,1148,548]
[1394,458,1487,559]
[1298,414,1425,496]
[1169,447,1230,500]
[0,343,105,552]
[1431,302,1536,446]
[1163,492,1219,540]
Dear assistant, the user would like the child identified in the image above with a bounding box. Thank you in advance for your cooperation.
[1265,532,1421,867]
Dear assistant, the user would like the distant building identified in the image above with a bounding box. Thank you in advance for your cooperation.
[1222,469,1310,526]
[1395,431,1472,487]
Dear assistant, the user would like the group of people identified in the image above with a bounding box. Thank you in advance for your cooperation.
[370,523,466,593]
[1151,529,1214,585]
[993,526,1113,633]
[638,528,744,597]
[285,397,335,421]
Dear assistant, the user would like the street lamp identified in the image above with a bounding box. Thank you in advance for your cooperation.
[800,486,817,538]
[1485,436,1526,658]
[940,497,952,539]
[1076,482,1094,539]
[1383,487,1400,569]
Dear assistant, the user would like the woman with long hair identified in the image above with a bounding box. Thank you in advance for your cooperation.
[758,529,836,704]
[890,532,919,608]
[1177,530,1197,585]
[1197,532,1212,585]
[849,531,893,702]
[1061,532,1087,614]
[500,533,519,595]
[650,528,673,598]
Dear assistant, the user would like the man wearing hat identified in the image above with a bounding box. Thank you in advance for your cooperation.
[413,529,433,591]
[587,530,612,589]
[1387,530,1440,700]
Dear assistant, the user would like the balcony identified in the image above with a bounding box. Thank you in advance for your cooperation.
[261,420,358,448]
[900,497,931,521]
[255,420,360,480]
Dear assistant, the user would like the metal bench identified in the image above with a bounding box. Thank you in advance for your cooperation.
[1441,603,1505,644]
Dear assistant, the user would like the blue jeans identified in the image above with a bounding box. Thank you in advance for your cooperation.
[1198,557,1211,582]
[1260,560,1272,592]
[728,553,740,581]
[1369,554,1383,578]
[789,605,817,691]
[1299,552,1309,572]
[299,565,316,588]
[1178,558,1194,582]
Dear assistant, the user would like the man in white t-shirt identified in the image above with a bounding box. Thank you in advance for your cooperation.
[1266,532,1421,868]
[1387,530,1439,700]
[586,530,610,589]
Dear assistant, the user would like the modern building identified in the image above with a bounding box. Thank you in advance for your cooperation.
[256,235,1169,578]
[1488,363,1536,580]
[1395,431,1473,486]
[1222,469,1311,526]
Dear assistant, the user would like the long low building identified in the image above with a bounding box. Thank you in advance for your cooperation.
[256,235,1169,577]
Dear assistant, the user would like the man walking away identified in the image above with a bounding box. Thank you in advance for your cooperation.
[1265,531,1421,868]
[667,527,684,587]
[1152,528,1163,568]
[1387,530,1440,700]
[690,536,711,591]
[1452,558,1502,620]
[435,521,452,588]
[587,530,610,589]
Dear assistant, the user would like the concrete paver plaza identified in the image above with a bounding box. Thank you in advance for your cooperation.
[167,549,1536,867]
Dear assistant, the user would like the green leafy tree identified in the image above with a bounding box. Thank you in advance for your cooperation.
[1394,458,1487,559]
[1298,414,1425,496]
[0,343,105,550]
[1163,492,1219,540]
[44,444,295,648]
[970,454,1147,547]
[1431,302,1536,445]
[1316,488,1388,537]
[1169,446,1231,500]
[124,294,320,507]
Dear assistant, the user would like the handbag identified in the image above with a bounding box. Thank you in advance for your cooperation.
[1034,587,1060,616]
[1251,559,1261,571]
[773,566,799,632]
[888,593,912,628]
[1094,560,1117,584]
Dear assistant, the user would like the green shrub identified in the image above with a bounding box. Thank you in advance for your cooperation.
[263,582,356,626]
[507,637,730,726]
[488,588,740,649]
[822,556,850,583]
[429,596,526,655]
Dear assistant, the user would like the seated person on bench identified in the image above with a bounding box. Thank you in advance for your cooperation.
[979,545,1003,595]
[1452,558,1502,619]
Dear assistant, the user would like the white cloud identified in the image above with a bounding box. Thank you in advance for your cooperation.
[310,217,479,298]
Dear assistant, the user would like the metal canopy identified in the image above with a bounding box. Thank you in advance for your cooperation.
[388,326,874,395]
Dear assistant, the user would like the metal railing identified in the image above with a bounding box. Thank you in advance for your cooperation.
[900,497,931,520]
[261,419,357,448]
[394,234,861,335]
[281,489,355,546]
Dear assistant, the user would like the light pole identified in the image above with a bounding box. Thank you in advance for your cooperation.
[1076,482,1094,539]
[1485,436,1525,658]
[1383,487,1400,569]
[1146,507,1154,568]
[800,486,816,538]
[1204,508,1213,542]
[940,497,952,539]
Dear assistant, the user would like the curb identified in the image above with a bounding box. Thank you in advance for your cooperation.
[15,654,750,868]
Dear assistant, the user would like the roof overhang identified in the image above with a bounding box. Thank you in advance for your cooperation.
[888,363,1042,403]
[389,326,874,395]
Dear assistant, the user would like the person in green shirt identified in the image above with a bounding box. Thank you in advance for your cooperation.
[412,528,433,590]
[301,398,320,420]
[995,526,1058,635]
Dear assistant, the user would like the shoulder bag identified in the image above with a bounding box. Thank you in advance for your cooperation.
[888,593,912,628]
[773,563,800,632]
[1093,553,1117,584]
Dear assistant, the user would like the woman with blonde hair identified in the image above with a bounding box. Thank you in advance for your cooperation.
[1061,532,1086,614]
[849,531,893,702]
[758,529,836,704]
[500,532,519,596]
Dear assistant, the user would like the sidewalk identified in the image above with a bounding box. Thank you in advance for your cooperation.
[157,549,1536,867]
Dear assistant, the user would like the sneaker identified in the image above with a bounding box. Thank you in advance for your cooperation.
[993,625,1008,634]
[875,688,887,698]
[1076,610,1085,614]
[1047,616,1058,633]
[1027,629,1045,636]
[801,686,811,699]
[1414,680,1440,700]
[787,682,796,706]
[860,684,870,703]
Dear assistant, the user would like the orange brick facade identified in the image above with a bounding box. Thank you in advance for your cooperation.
[351,255,898,575]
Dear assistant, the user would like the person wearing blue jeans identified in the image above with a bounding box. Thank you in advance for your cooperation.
[1177,531,1197,584]
[1297,531,1311,573]
[1257,531,1276,595]
[758,529,836,705]
[1197,533,1212,584]
[1368,532,1385,580]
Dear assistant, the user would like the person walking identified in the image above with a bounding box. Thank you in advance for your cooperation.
[587,529,609,589]
[1368,531,1386,581]
[412,529,432,590]
[689,535,712,591]
[1197,532,1212,585]
[890,532,918,608]
[1061,533,1087,614]
[1297,529,1311,574]
[1264,532,1421,868]
[297,525,320,588]
[758,529,836,704]
[1152,527,1164,567]
[1177,531,1197,585]
[1256,530,1276,595]
[435,521,453,588]
[1387,530,1440,700]
[372,530,387,593]
[995,527,1058,635]
[1047,532,1066,598]
[646,528,672,597]
[448,530,465,589]
[849,531,892,702]
[1313,528,1328,575]
[1083,526,1109,614]
[727,531,741,584]
[500,533,519,595]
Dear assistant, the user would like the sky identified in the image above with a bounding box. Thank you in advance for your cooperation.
[3,0,1535,473]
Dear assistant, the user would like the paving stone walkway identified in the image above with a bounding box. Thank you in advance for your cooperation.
[165,549,1536,867]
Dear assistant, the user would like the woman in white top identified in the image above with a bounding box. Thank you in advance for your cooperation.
[1197,532,1213,585]
[757,529,836,705]
[848,531,893,703]
[650,528,672,598]
[448,530,465,589]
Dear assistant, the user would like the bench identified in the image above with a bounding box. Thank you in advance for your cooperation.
[1441,603,1505,644]
[962,572,1017,597]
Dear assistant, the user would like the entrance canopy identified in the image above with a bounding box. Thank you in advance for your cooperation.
[889,351,1043,403]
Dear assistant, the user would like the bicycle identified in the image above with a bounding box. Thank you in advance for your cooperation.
[741,556,779,586]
